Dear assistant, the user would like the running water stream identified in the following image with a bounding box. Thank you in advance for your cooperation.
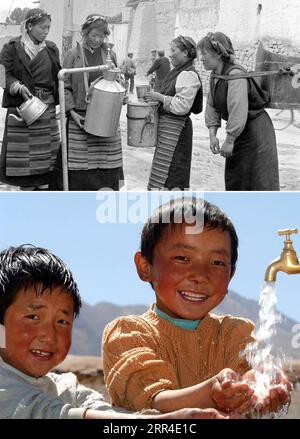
[243,281,290,418]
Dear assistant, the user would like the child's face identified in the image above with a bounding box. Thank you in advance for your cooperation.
[0,286,74,377]
[139,225,234,320]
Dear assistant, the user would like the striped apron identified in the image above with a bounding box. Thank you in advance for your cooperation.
[67,110,122,171]
[148,114,186,190]
[5,103,60,177]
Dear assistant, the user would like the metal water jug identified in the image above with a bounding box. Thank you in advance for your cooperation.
[84,69,125,137]
[8,95,48,126]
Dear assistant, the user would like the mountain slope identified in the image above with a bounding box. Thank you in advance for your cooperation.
[71,291,300,359]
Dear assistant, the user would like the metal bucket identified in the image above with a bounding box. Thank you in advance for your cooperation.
[84,69,125,137]
[136,85,151,100]
[255,42,300,109]
[127,101,159,147]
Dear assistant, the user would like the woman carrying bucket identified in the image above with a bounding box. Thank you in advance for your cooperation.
[0,8,61,191]
[51,14,124,191]
[198,32,280,191]
[144,36,203,191]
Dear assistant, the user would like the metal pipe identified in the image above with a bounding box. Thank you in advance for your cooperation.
[58,64,110,191]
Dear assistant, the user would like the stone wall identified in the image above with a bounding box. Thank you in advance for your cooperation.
[198,39,300,95]
[136,0,221,77]
[217,0,300,46]
[216,0,300,61]
[175,0,220,42]
[182,0,300,93]
[39,0,300,91]
[153,0,220,57]
[260,0,300,45]
[217,0,260,45]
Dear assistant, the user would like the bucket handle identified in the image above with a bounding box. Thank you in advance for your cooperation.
[85,84,95,103]
[127,112,155,144]
[85,91,92,104]
[140,120,154,144]
[85,77,103,103]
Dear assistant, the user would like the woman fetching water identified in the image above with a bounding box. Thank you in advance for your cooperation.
[51,14,124,191]
[0,8,61,190]
[144,36,203,191]
[198,32,279,191]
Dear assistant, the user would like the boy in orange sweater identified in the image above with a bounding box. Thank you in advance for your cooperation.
[0,244,235,419]
[103,197,291,416]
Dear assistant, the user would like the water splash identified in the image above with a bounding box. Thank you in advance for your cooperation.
[243,281,289,418]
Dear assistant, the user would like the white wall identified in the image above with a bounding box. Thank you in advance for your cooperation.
[217,0,300,46]
[175,0,220,43]
[40,0,64,55]
[110,23,129,66]
[72,0,128,28]
[40,0,300,63]
[259,0,300,45]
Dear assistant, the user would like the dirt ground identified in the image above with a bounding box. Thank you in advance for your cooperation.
[0,87,299,192]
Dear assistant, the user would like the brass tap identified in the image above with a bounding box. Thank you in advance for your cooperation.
[106,41,115,68]
[265,229,300,282]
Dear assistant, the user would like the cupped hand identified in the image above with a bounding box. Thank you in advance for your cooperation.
[212,368,254,414]
[242,368,292,415]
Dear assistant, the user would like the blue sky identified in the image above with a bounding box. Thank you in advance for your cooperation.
[0,191,300,323]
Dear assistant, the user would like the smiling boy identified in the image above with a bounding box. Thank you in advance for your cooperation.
[0,245,115,419]
[103,196,291,416]
[1,285,74,379]
[0,244,236,420]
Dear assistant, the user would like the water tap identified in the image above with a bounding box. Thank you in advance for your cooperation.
[106,41,115,69]
[265,229,300,282]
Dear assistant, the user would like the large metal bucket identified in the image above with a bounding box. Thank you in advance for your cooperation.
[127,101,159,147]
[84,70,125,137]
[255,42,300,109]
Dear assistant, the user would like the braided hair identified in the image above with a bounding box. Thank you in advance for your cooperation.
[197,32,235,63]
